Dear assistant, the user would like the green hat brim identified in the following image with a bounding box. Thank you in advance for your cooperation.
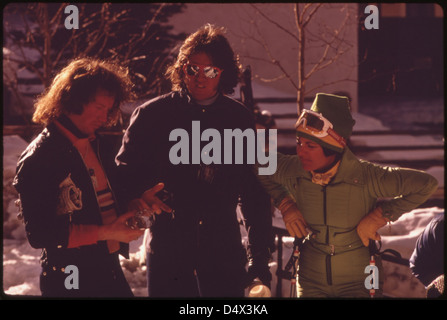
[296,131,344,153]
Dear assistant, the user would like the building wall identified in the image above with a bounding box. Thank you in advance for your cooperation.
[169,3,359,112]
[358,3,444,100]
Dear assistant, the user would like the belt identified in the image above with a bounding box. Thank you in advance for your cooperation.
[307,225,364,254]
[307,237,366,286]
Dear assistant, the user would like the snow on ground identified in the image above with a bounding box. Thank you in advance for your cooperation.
[378,207,444,298]
[2,109,444,298]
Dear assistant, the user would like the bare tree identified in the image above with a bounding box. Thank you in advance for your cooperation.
[237,3,358,115]
[3,3,185,124]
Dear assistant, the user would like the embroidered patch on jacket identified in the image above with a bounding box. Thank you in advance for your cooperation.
[57,173,82,215]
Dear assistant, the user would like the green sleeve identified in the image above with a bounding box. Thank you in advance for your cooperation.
[256,152,298,208]
[365,163,439,221]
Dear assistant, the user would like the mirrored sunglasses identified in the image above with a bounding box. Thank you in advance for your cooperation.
[183,63,223,79]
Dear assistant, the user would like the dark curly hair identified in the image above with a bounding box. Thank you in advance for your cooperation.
[166,24,241,95]
[33,57,134,126]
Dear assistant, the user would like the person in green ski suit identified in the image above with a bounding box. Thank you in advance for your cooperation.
[258,93,438,297]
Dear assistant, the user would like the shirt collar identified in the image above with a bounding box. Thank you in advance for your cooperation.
[53,116,96,145]
[181,89,221,107]
[311,160,341,186]
[194,93,219,106]
[331,148,365,186]
[57,114,92,139]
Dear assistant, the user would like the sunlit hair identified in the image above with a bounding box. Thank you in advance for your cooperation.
[33,57,133,126]
[166,24,241,95]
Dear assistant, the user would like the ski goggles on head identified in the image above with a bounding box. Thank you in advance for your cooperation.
[183,62,223,79]
[295,109,346,147]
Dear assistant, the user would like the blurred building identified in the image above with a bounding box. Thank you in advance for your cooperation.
[358,3,444,100]
[169,3,360,111]
[169,3,444,114]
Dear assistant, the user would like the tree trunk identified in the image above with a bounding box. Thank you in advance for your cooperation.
[295,3,305,115]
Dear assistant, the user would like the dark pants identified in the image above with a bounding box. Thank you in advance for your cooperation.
[146,251,246,298]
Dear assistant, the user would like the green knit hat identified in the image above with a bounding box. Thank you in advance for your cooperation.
[296,93,355,153]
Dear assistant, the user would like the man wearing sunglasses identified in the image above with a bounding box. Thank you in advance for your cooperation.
[257,93,438,297]
[115,24,273,297]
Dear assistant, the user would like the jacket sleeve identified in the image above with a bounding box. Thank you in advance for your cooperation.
[256,152,297,208]
[365,163,439,221]
[236,111,274,281]
[239,165,274,255]
[14,150,71,249]
[67,224,99,248]
[409,212,444,286]
[115,105,160,210]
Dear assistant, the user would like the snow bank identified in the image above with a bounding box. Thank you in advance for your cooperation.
[379,207,444,298]
[3,240,41,296]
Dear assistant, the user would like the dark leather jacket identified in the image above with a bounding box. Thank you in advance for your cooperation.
[13,119,129,272]
[116,91,273,275]
[410,212,444,287]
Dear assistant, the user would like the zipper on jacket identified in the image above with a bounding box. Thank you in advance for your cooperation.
[322,186,327,227]
[326,244,334,285]
[322,186,333,285]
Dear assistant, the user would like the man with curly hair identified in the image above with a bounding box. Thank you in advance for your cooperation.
[116,24,273,297]
[14,57,165,297]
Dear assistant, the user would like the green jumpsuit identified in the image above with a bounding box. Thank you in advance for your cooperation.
[258,148,438,297]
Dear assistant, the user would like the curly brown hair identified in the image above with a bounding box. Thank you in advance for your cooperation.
[33,57,134,126]
[166,24,241,95]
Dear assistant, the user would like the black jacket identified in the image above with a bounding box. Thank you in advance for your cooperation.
[116,91,273,271]
[14,118,129,279]
[409,212,444,287]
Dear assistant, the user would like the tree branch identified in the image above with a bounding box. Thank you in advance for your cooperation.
[250,4,299,41]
